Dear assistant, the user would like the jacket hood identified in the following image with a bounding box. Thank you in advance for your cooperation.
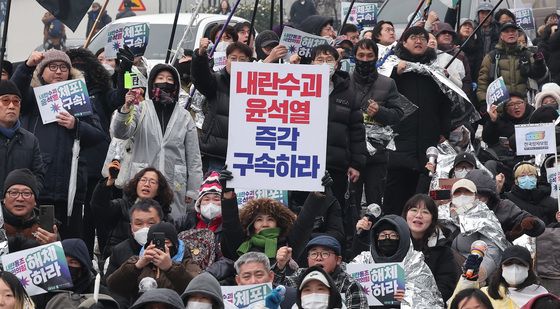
[295,266,343,309]
[181,272,224,309]
[465,169,497,197]
[535,89,560,109]
[31,67,84,88]
[520,293,560,308]
[239,198,296,237]
[369,215,411,263]
[394,43,437,64]
[147,63,181,101]
[61,239,93,272]
[130,288,184,309]
[298,15,333,36]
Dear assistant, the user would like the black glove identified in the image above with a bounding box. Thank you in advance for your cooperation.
[533,52,544,62]
[462,253,484,281]
[321,171,334,187]
[219,166,234,193]
[117,44,135,73]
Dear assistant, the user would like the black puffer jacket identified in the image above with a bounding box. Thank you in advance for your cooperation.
[327,71,366,172]
[191,50,230,160]
[389,45,452,170]
[482,104,534,147]
[505,185,558,225]
[548,29,560,84]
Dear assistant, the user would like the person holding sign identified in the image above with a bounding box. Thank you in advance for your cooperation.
[352,215,445,308]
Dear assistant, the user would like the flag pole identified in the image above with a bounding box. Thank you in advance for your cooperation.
[84,0,110,48]
[165,0,183,63]
[455,0,462,31]
[209,0,242,57]
[270,0,275,29]
[279,0,283,28]
[248,0,259,45]
[0,0,12,73]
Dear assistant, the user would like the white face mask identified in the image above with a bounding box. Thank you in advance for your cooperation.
[186,301,213,309]
[133,227,149,246]
[452,194,475,215]
[328,63,336,77]
[200,202,221,220]
[502,264,529,286]
[454,168,471,179]
[301,293,329,309]
[102,63,115,75]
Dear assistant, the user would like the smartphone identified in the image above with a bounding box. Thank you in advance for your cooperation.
[152,232,166,251]
[429,189,451,201]
[39,205,55,233]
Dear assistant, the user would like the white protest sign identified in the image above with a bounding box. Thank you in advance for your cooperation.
[33,79,92,124]
[105,22,150,59]
[486,77,510,111]
[226,62,329,192]
[236,189,289,208]
[514,8,536,31]
[1,242,73,296]
[213,51,227,72]
[515,123,557,156]
[341,2,378,26]
[346,263,406,306]
[279,26,330,61]
[221,283,272,309]
[546,166,560,198]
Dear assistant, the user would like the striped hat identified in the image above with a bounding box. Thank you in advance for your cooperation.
[195,171,222,212]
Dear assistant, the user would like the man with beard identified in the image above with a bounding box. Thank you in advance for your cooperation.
[383,26,452,216]
[350,39,405,207]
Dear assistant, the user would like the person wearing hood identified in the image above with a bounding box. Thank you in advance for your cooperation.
[254,30,288,63]
[2,169,57,244]
[107,222,200,299]
[450,245,548,309]
[1,60,13,80]
[504,162,557,225]
[520,293,560,309]
[289,0,318,27]
[534,82,560,109]
[439,179,510,283]
[191,40,252,172]
[293,266,345,309]
[435,23,473,95]
[129,288,184,309]
[11,50,107,240]
[383,26,452,216]
[181,272,224,309]
[111,62,203,219]
[350,38,404,206]
[352,215,445,308]
[173,49,194,92]
[477,22,548,104]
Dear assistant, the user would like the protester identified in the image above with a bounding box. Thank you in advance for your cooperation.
[129,288,184,309]
[0,271,35,309]
[474,2,500,57]
[289,0,318,27]
[216,0,231,15]
[429,31,466,88]
[86,2,112,38]
[494,9,515,25]
[111,63,203,218]
[298,16,336,39]
[541,24,560,84]
[448,288,494,309]
[41,11,66,50]
[340,24,360,45]
[116,0,137,20]
[234,22,253,46]
[534,82,560,109]
[435,23,473,95]
[353,215,445,308]
[254,30,288,63]
[294,266,344,309]
[181,272,224,309]
[0,80,44,190]
[1,60,13,80]
[60,239,108,294]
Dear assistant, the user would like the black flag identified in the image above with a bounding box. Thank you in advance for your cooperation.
[36,0,94,31]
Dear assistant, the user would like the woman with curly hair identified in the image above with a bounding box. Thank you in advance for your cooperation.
[91,167,174,261]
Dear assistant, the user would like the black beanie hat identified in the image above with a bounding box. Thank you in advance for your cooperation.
[3,168,39,198]
[0,80,22,98]
[145,222,179,250]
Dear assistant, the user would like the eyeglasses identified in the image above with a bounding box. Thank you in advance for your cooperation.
[378,233,399,240]
[314,57,336,64]
[0,96,21,107]
[6,190,34,199]
[506,101,525,108]
[47,63,69,72]
[139,178,158,185]
[308,251,333,260]
[408,35,427,42]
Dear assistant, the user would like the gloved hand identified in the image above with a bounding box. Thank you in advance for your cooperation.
[265,285,286,309]
[219,165,234,193]
[321,171,334,187]
[533,52,544,62]
[462,253,484,281]
[117,44,135,73]
[521,216,536,230]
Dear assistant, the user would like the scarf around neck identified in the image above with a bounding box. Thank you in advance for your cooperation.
[237,227,281,258]
[0,120,21,139]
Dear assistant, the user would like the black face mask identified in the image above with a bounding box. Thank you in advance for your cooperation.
[354,59,377,77]
[377,239,399,257]
[152,82,176,105]
[154,82,175,93]
[175,61,192,84]
[68,266,82,283]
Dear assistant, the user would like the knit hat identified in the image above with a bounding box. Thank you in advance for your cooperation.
[436,23,457,39]
[3,169,39,198]
[36,49,72,77]
[534,83,560,109]
[305,235,341,256]
[0,80,22,98]
[477,2,493,12]
[194,171,222,212]
[451,179,477,195]
[501,245,532,267]
[145,222,179,250]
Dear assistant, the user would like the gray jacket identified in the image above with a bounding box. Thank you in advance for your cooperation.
[129,288,184,309]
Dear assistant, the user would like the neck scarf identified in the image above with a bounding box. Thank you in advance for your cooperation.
[0,120,21,139]
[237,227,281,258]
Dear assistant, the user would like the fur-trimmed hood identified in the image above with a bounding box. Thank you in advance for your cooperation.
[31,67,84,88]
[239,198,296,237]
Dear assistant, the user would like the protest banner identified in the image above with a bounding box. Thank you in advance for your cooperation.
[341,2,378,27]
[226,62,329,192]
[279,26,330,61]
[1,242,72,296]
[213,51,227,72]
[546,166,560,198]
[105,22,150,59]
[514,8,535,31]
[33,79,92,124]
[236,189,289,208]
[346,263,406,306]
[221,283,272,309]
[486,77,510,111]
[515,123,556,156]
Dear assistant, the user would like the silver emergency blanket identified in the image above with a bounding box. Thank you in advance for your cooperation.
[188,87,207,129]
[438,201,511,251]
[352,246,445,309]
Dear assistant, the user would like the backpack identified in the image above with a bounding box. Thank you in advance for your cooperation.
[178,228,218,270]
[45,291,119,309]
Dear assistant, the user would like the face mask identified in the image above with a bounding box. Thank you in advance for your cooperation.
[502,264,529,286]
[517,175,537,190]
[175,61,191,84]
[186,301,213,309]
[377,239,399,256]
[354,59,376,77]
[200,202,221,220]
[133,227,150,246]
[102,63,115,76]
[154,82,175,93]
[152,83,175,105]
[68,266,82,283]
[328,63,336,77]
[452,194,476,215]
[454,168,471,179]
[301,293,330,309]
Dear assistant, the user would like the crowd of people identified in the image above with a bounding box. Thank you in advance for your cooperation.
[1,1,560,308]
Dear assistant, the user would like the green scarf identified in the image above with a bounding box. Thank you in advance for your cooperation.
[237,227,281,258]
